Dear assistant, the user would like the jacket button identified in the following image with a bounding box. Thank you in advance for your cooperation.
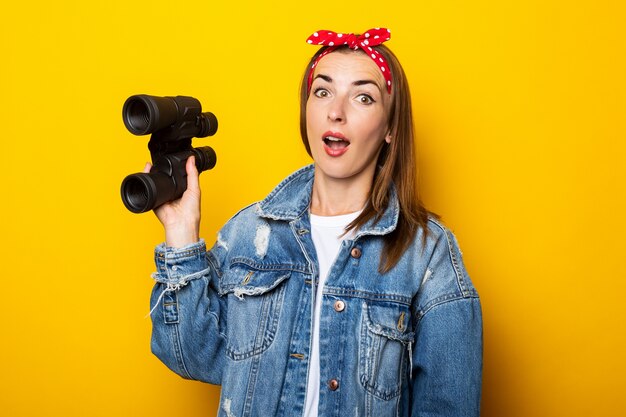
[350,247,362,259]
[334,300,346,312]
[328,379,339,391]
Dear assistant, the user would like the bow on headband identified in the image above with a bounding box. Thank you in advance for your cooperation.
[306,28,392,94]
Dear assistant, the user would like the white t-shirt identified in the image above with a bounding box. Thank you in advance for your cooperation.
[304,210,361,417]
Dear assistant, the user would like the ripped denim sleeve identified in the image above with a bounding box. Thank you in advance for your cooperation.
[148,240,212,317]
[152,239,211,286]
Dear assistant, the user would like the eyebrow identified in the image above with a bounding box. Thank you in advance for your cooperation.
[314,74,381,89]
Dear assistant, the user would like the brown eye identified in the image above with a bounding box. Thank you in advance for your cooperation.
[314,88,330,98]
[357,94,374,105]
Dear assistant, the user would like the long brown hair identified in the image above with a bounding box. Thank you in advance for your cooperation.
[299,44,436,273]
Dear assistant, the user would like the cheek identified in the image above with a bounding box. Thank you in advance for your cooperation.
[305,108,317,150]
[305,102,322,133]
[358,113,387,140]
[306,98,320,116]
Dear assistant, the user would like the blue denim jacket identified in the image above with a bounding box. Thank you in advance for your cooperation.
[150,164,482,417]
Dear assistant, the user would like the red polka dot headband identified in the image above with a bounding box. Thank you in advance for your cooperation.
[306,28,392,94]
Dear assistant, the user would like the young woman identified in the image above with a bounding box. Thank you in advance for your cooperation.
[146,28,482,417]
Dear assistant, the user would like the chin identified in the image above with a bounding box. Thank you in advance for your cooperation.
[315,160,368,182]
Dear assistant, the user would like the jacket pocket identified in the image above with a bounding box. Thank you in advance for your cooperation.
[359,301,415,400]
[220,264,290,361]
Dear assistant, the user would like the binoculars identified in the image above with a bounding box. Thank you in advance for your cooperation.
[120,95,218,213]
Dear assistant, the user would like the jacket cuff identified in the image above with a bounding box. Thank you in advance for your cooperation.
[152,239,210,285]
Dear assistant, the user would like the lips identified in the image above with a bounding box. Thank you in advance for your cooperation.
[322,131,350,156]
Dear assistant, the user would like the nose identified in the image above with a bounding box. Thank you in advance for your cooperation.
[327,96,346,123]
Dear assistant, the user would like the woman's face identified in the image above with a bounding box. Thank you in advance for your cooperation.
[306,50,392,186]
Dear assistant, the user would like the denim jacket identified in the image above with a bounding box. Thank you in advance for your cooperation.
[150,164,482,417]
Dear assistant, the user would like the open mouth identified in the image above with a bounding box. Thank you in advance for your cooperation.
[323,135,350,150]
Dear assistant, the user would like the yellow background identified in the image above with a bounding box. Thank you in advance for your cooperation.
[1,1,624,416]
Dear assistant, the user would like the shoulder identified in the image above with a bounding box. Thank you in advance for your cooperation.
[410,215,479,318]
[424,216,466,263]
[217,164,313,234]
[211,202,269,256]
[422,215,468,270]
[208,166,312,266]
[220,163,314,228]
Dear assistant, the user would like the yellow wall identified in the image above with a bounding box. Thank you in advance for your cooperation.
[2,1,624,416]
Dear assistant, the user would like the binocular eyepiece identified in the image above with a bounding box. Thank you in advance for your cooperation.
[120,95,218,213]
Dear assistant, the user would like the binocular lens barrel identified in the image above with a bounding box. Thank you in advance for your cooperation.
[124,100,152,134]
[122,95,178,135]
[193,146,217,172]
[121,174,159,213]
[199,111,219,137]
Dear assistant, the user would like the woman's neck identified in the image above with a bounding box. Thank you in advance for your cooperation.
[309,169,373,216]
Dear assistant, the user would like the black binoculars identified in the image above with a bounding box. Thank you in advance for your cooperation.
[120,95,218,213]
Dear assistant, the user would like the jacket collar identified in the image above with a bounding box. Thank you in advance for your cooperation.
[256,164,399,237]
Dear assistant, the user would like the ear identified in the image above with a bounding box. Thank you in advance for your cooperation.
[384,132,392,144]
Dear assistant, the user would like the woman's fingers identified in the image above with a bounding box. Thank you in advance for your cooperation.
[143,162,152,173]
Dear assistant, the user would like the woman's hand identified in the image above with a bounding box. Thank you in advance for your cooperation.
[143,156,201,248]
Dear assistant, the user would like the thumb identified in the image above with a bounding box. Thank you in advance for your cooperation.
[186,155,200,193]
